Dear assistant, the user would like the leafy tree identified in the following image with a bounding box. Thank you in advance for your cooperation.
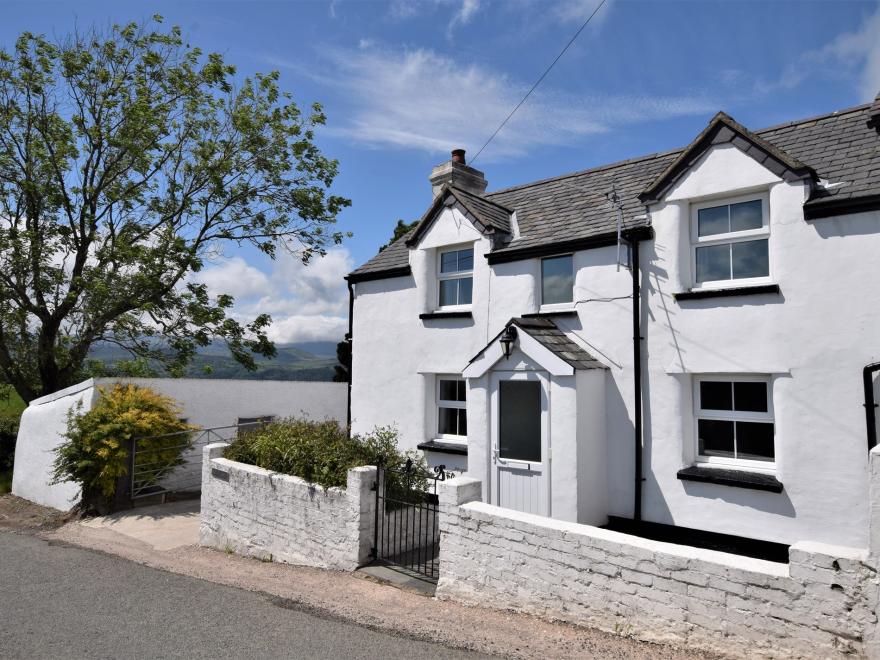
[0,18,350,403]
[378,219,417,251]
[332,337,350,383]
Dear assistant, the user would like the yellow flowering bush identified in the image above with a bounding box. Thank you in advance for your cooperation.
[52,384,196,513]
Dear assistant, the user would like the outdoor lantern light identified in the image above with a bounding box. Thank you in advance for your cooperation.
[500,325,518,359]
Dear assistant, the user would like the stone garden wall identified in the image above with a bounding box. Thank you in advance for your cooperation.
[436,477,879,659]
[199,443,376,571]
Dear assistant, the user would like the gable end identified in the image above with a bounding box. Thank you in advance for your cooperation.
[639,112,815,205]
[405,186,512,248]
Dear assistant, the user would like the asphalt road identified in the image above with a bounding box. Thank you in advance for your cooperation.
[0,531,485,659]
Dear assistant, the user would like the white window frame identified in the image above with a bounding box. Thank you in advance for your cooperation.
[539,253,575,311]
[436,244,474,311]
[436,375,467,443]
[693,374,775,471]
[690,192,771,290]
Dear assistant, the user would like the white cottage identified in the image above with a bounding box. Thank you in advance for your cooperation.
[346,96,880,551]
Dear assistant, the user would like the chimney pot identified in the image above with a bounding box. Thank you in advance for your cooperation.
[429,148,487,199]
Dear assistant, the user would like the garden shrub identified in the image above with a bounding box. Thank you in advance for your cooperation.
[223,419,423,490]
[0,414,19,472]
[52,384,196,513]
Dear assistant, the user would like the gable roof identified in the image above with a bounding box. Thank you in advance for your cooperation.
[405,185,512,248]
[349,101,880,280]
[638,112,814,204]
[463,317,605,378]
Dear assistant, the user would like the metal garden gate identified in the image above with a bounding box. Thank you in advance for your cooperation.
[371,459,453,582]
[129,421,269,501]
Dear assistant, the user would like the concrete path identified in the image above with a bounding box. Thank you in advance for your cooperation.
[0,531,482,659]
[79,500,199,551]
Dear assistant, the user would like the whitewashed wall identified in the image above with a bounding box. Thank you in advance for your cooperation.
[437,476,879,659]
[11,380,97,510]
[350,144,880,548]
[200,444,376,570]
[12,377,347,511]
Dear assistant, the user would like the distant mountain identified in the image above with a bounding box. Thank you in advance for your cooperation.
[88,340,343,382]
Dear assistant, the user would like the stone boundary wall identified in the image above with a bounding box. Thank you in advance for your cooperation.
[437,477,879,659]
[199,444,376,571]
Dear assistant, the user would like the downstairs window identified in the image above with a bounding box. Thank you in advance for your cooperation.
[437,377,467,441]
[694,376,775,469]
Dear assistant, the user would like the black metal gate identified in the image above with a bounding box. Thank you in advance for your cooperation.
[371,459,452,582]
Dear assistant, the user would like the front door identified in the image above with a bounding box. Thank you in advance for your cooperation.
[490,371,550,517]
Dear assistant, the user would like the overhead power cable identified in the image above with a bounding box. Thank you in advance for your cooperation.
[470,0,609,165]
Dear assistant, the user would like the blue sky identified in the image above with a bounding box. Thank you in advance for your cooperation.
[3,0,879,343]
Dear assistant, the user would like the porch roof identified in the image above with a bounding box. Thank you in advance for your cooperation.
[464,317,606,378]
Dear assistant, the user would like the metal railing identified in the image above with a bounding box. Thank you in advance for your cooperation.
[130,421,268,500]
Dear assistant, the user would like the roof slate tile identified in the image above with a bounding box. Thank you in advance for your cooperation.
[350,103,879,278]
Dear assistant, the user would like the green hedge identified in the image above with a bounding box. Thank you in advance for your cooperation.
[223,419,422,490]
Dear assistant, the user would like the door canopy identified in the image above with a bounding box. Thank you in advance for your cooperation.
[463,317,606,378]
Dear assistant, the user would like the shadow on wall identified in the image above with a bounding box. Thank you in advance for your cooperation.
[358,274,415,296]
[679,480,796,517]
[810,212,880,240]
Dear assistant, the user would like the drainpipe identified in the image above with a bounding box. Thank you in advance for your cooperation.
[629,233,644,522]
[864,362,880,451]
[346,279,354,433]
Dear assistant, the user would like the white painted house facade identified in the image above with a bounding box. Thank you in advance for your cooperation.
[347,98,880,550]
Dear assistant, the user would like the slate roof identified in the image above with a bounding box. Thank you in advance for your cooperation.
[349,102,880,280]
[761,104,880,209]
[347,227,415,279]
[512,317,606,370]
[467,317,605,370]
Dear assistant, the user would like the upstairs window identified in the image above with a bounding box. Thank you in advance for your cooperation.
[541,255,573,306]
[438,247,473,308]
[437,377,467,441]
[694,376,775,468]
[692,196,769,287]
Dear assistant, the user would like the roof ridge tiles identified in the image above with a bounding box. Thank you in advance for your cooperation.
[485,148,682,198]
[485,103,872,199]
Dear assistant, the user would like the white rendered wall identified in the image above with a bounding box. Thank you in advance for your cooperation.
[11,380,98,510]
[12,377,348,511]
[641,145,880,547]
[350,144,880,546]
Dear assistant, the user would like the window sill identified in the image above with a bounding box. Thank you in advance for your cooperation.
[417,440,468,456]
[673,284,780,301]
[419,311,473,320]
[677,465,783,493]
[521,309,578,319]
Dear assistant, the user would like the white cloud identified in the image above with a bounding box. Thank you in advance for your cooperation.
[310,44,716,161]
[806,4,880,101]
[193,248,353,344]
[551,0,612,26]
[194,257,270,301]
[755,4,880,101]
[447,0,481,36]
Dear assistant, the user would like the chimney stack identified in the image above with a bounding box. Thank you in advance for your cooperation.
[429,148,488,199]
